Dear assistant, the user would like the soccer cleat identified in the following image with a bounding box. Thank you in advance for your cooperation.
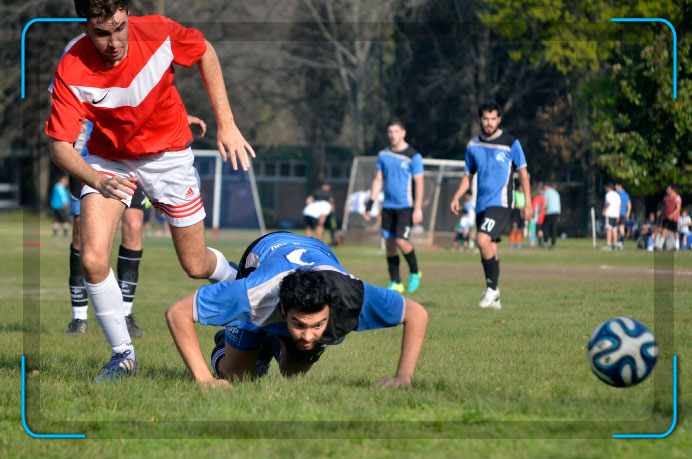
[94,350,137,383]
[125,314,143,338]
[387,281,405,293]
[65,318,87,336]
[478,287,501,310]
[407,272,422,293]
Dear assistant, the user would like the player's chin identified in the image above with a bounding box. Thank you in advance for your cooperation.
[296,340,315,350]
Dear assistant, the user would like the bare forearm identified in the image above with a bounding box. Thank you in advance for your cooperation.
[453,175,470,201]
[197,41,234,130]
[165,295,215,383]
[370,174,383,202]
[395,298,428,382]
[518,168,531,207]
[49,139,104,189]
[414,176,424,210]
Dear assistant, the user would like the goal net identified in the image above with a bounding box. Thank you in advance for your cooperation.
[341,156,470,246]
[193,150,266,239]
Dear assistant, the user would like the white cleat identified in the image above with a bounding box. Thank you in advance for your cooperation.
[479,287,501,309]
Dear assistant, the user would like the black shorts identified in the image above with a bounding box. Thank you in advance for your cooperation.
[510,208,524,229]
[617,216,627,226]
[662,219,678,232]
[304,215,319,229]
[381,208,413,240]
[129,186,146,211]
[476,207,511,242]
[53,208,69,224]
[604,216,618,230]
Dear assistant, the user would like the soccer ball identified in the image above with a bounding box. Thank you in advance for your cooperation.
[587,317,658,387]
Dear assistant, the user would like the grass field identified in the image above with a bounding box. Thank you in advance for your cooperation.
[1,210,691,457]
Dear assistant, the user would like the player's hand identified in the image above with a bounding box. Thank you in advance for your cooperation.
[376,377,412,388]
[199,377,232,388]
[188,115,207,138]
[522,205,533,221]
[450,198,461,216]
[412,208,423,225]
[363,211,371,221]
[217,122,256,171]
[98,175,137,201]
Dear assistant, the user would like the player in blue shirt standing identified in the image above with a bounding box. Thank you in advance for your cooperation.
[364,119,424,293]
[615,183,631,250]
[450,103,532,310]
[165,232,428,387]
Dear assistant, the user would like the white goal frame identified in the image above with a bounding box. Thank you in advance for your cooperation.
[192,149,266,237]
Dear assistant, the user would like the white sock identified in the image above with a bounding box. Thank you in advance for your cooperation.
[207,247,237,283]
[123,301,133,316]
[72,306,88,321]
[86,269,134,356]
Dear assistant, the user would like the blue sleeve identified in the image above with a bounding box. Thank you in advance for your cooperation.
[411,153,424,177]
[510,140,527,168]
[464,148,475,175]
[194,280,252,327]
[356,283,405,331]
[376,153,383,171]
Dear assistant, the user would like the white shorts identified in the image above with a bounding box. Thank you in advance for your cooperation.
[81,148,205,228]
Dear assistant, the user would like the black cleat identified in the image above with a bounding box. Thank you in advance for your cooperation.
[125,314,143,338]
[65,318,87,336]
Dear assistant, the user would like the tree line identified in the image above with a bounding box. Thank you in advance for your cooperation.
[1,0,688,211]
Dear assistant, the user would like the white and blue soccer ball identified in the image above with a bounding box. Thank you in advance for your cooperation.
[587,317,658,387]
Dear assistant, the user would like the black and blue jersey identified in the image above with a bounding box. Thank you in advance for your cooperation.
[464,131,527,213]
[376,146,424,209]
[193,233,406,345]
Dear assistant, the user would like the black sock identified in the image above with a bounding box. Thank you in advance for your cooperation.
[387,255,401,283]
[403,249,419,274]
[481,257,500,290]
[69,244,88,309]
[117,245,143,307]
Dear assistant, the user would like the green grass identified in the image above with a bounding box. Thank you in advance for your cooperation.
[1,210,691,457]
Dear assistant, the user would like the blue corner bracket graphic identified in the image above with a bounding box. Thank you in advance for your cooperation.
[21,18,86,99]
[613,355,678,439]
[22,355,86,439]
[612,18,678,99]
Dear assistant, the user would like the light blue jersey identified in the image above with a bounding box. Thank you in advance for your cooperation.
[194,233,406,343]
[616,190,630,217]
[376,146,424,209]
[464,131,527,213]
[543,187,561,215]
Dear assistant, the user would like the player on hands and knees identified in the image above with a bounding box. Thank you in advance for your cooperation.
[364,119,424,294]
[47,0,253,382]
[165,232,428,387]
[450,103,532,310]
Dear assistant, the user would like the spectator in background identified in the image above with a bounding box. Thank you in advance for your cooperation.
[637,212,656,250]
[615,183,631,249]
[678,208,691,250]
[531,185,547,247]
[509,182,525,249]
[453,208,473,250]
[602,183,621,250]
[542,183,560,249]
[662,184,682,250]
[310,183,337,246]
[462,192,477,249]
[51,175,71,240]
[303,196,332,240]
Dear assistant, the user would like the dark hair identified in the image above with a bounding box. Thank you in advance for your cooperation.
[478,102,502,117]
[279,270,339,314]
[605,183,614,189]
[387,118,405,130]
[74,0,130,19]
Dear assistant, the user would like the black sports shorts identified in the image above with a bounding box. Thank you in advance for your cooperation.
[476,207,511,242]
[381,207,413,240]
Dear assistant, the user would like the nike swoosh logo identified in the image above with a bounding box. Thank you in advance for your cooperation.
[92,90,110,104]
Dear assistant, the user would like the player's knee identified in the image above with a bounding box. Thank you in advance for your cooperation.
[79,250,110,279]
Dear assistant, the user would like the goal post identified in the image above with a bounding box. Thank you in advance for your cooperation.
[192,150,266,239]
[341,156,471,246]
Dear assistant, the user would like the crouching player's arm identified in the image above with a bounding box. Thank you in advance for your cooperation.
[376,298,428,388]
[166,294,230,388]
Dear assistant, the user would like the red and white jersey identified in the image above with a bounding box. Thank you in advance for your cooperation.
[46,15,207,160]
